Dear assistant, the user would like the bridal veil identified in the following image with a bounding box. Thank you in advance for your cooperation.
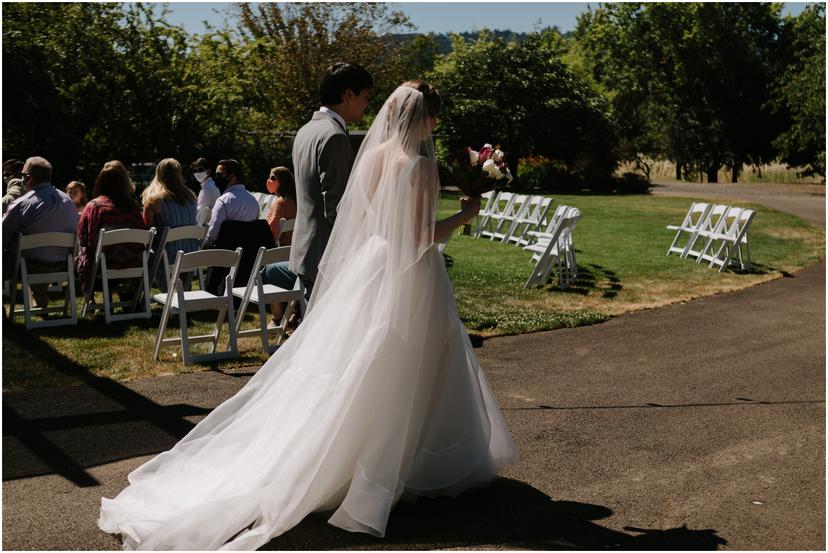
[99,84,519,550]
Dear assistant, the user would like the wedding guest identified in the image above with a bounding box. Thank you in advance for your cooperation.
[65,180,88,214]
[2,156,78,307]
[264,166,297,246]
[76,160,147,305]
[261,166,299,325]
[290,62,372,298]
[191,157,220,211]
[204,159,259,246]
[141,158,199,290]
[2,159,25,213]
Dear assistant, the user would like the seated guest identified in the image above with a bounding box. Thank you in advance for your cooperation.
[76,160,147,305]
[262,166,299,325]
[264,166,297,246]
[141,158,198,290]
[191,157,219,211]
[2,159,25,214]
[65,180,88,214]
[2,156,79,308]
[204,159,259,247]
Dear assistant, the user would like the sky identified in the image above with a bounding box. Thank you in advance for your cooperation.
[156,2,813,35]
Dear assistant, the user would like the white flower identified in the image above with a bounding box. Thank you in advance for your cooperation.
[483,143,493,149]
[492,149,504,163]
[482,158,504,180]
[469,149,480,165]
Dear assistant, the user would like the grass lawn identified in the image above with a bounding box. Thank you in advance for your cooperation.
[3,192,823,390]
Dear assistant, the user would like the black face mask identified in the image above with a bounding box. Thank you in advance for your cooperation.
[213,173,229,191]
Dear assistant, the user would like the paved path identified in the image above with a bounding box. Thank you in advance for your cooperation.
[3,183,824,550]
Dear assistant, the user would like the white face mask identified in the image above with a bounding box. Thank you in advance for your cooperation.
[194,171,208,183]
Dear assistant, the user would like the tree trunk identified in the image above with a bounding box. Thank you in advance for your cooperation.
[706,164,719,183]
[731,165,740,183]
[675,162,682,180]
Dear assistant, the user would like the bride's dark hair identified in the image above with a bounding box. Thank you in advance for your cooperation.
[401,80,441,118]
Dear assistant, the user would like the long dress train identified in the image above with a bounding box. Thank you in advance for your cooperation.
[99,85,520,550]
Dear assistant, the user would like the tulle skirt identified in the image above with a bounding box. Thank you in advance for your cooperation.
[99,238,520,550]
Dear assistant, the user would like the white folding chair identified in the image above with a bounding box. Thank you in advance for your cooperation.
[702,209,756,272]
[8,232,78,329]
[232,246,305,354]
[683,204,731,261]
[476,192,515,238]
[526,204,570,244]
[472,190,497,237]
[81,228,156,323]
[196,206,212,226]
[693,206,743,264]
[524,207,581,289]
[511,196,554,247]
[149,225,208,291]
[153,247,243,365]
[277,218,295,247]
[666,202,711,257]
[252,192,276,219]
[486,193,529,242]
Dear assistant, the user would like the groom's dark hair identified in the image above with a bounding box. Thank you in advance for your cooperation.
[320,62,373,106]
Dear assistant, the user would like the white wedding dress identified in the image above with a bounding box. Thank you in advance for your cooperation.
[99,86,520,550]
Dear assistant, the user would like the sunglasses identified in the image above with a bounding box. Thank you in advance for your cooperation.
[268,175,278,180]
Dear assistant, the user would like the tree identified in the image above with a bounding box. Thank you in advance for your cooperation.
[573,3,785,183]
[428,31,618,186]
[770,3,825,177]
[2,3,204,183]
[236,2,413,130]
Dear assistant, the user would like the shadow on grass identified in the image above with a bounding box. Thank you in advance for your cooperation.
[538,262,623,299]
[2,325,204,486]
[263,478,727,550]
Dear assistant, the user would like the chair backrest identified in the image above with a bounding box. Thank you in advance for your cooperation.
[206,219,275,295]
[196,206,212,226]
[278,218,295,234]
[733,209,756,242]
[173,247,243,274]
[165,224,207,244]
[19,231,76,251]
[701,204,730,233]
[99,228,154,247]
[683,202,711,229]
[523,196,553,223]
[542,204,570,233]
[718,206,744,237]
[505,194,529,218]
[259,245,291,267]
[491,192,515,216]
[479,190,497,215]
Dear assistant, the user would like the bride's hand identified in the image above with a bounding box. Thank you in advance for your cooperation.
[460,196,481,220]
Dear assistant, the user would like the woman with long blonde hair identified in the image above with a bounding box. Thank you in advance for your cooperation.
[141,158,198,290]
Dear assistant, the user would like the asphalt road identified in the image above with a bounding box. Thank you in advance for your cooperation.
[3,183,824,550]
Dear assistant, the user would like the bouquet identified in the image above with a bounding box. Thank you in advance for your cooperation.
[446,143,513,197]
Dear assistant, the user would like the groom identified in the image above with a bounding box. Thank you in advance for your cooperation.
[290,62,373,300]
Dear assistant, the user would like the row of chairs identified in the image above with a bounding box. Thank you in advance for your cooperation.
[6,219,302,364]
[476,191,556,247]
[523,205,582,289]
[468,191,582,289]
[666,202,756,272]
[152,242,304,365]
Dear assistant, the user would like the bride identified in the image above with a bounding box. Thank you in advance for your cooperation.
[99,80,520,550]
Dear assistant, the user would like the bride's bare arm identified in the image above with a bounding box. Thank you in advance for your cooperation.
[434,196,480,243]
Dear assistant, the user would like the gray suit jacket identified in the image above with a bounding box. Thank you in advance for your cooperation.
[289,111,355,280]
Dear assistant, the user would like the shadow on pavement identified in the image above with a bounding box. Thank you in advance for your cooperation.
[264,478,727,550]
[3,326,202,486]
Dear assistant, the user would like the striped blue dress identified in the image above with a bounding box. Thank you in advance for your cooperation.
[155,198,199,263]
